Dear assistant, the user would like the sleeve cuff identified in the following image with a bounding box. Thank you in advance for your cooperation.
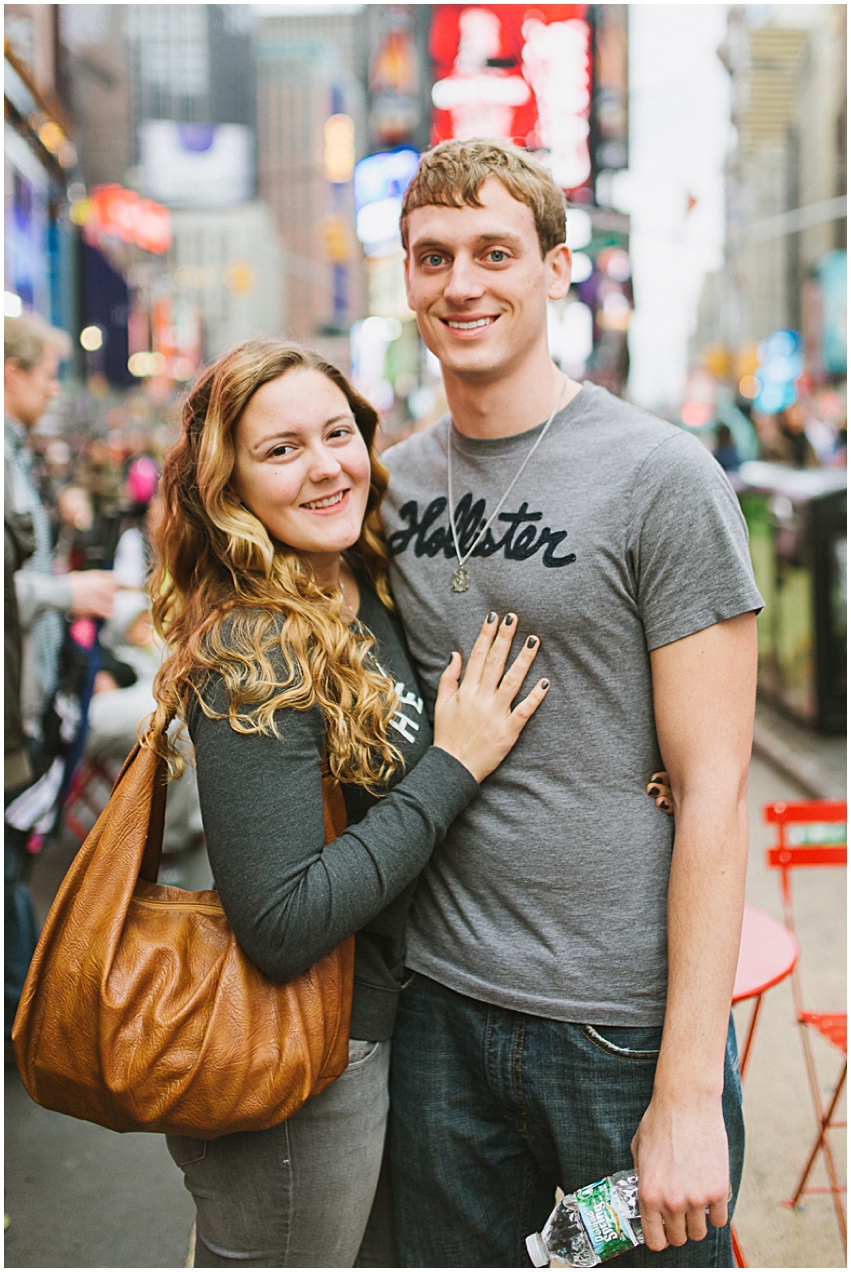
[395,744,480,831]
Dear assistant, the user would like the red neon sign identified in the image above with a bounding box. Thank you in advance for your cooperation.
[430,5,591,192]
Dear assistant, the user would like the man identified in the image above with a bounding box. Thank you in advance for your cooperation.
[4,313,117,1045]
[381,139,762,1267]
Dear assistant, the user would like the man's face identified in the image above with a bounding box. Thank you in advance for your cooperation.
[404,177,570,383]
[4,347,61,428]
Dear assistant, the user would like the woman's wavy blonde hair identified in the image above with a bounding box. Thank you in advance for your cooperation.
[149,339,401,791]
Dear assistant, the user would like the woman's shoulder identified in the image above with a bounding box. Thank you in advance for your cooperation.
[187,605,318,726]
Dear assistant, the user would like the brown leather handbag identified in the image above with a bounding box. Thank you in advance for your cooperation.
[12,735,354,1138]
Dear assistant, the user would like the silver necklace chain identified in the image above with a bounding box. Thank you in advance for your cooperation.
[446,374,567,593]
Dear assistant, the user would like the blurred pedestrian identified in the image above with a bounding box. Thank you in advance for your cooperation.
[778,401,819,468]
[112,456,160,588]
[5,315,118,738]
[4,314,118,1041]
[83,590,204,860]
[149,341,548,1266]
[713,423,740,473]
[4,450,36,1056]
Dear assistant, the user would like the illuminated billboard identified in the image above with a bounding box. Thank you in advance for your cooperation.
[429,4,591,193]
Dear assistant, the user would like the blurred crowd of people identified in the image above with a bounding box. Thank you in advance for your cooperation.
[4,313,201,1054]
[711,394,847,476]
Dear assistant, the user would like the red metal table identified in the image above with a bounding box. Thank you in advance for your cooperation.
[730,903,800,1266]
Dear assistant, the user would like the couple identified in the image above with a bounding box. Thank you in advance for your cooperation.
[151,139,762,1269]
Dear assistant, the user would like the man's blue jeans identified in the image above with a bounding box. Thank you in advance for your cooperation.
[389,974,744,1268]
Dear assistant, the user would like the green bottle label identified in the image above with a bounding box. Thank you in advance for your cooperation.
[574,1178,637,1260]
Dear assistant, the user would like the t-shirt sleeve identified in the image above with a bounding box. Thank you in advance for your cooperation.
[627,430,764,651]
[188,676,478,983]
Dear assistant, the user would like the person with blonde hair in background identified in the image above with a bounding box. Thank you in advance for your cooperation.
[4,313,118,1049]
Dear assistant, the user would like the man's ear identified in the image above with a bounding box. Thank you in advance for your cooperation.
[546,244,572,301]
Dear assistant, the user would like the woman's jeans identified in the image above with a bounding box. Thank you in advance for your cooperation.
[166,1039,392,1268]
[389,974,745,1268]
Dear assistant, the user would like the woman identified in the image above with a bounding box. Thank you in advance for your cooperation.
[149,339,551,1268]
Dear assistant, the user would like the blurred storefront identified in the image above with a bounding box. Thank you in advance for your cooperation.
[691,6,846,444]
[4,9,78,335]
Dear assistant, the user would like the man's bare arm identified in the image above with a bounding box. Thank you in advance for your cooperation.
[632,611,757,1252]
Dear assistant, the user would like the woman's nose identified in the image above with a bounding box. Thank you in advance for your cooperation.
[307,444,343,481]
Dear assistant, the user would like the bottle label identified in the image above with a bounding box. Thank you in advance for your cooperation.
[574,1177,639,1261]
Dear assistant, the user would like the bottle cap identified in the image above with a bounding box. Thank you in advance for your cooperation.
[525,1232,550,1267]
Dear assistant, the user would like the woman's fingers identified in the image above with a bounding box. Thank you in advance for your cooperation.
[460,612,501,687]
[509,676,550,727]
[435,651,462,706]
[495,632,540,701]
[646,770,674,815]
[479,613,519,688]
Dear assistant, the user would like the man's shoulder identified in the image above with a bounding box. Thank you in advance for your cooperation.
[576,384,680,448]
[383,418,447,475]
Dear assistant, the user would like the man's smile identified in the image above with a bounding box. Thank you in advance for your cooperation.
[440,315,500,335]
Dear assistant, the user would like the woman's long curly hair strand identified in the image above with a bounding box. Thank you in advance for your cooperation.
[149,340,400,792]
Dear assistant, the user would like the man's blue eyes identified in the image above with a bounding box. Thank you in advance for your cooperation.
[422,251,508,266]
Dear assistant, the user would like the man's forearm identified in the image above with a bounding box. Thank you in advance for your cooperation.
[636,613,757,1248]
[654,787,748,1101]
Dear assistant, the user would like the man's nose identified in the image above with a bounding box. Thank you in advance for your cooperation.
[443,255,484,305]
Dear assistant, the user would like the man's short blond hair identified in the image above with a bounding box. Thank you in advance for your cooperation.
[400,138,567,258]
[4,312,71,371]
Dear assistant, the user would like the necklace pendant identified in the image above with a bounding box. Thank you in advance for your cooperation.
[450,567,470,593]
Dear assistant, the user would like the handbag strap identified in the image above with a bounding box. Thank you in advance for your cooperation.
[138,710,176,885]
[138,730,347,886]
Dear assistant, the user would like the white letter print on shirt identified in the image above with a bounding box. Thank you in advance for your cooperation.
[390,683,424,744]
[375,659,424,744]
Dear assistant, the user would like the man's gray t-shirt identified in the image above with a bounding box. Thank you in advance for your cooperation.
[382,383,763,1027]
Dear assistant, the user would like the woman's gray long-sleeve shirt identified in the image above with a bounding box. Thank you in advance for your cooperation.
[188,583,479,1040]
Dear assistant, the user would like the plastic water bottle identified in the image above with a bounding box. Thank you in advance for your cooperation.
[526,1169,643,1267]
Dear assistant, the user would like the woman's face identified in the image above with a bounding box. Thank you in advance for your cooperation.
[230,368,372,577]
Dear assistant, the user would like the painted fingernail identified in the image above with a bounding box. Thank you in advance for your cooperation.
[526,636,538,648]
[504,614,515,627]
[486,611,497,624]
[541,679,550,689]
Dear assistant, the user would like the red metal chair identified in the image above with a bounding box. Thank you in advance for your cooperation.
[764,798,847,1256]
[730,904,800,1268]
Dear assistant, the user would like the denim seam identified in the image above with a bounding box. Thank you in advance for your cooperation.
[579,1023,661,1062]
[485,1008,497,1098]
[512,1018,529,1131]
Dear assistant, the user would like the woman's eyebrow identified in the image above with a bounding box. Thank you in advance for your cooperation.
[251,414,354,453]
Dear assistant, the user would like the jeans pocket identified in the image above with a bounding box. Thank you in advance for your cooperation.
[577,1023,663,1060]
[165,1132,208,1168]
[346,1038,382,1070]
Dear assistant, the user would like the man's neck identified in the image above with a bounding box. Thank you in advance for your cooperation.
[442,354,582,440]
